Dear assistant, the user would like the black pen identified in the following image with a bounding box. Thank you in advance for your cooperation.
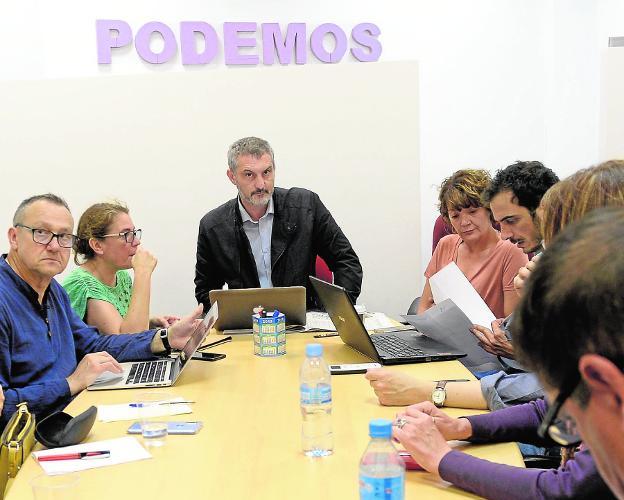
[198,336,232,351]
[434,379,470,383]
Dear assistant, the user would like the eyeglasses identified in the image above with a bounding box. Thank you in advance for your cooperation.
[14,224,77,248]
[99,229,142,244]
[538,373,583,447]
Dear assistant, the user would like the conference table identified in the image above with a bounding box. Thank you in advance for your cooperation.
[8,331,524,499]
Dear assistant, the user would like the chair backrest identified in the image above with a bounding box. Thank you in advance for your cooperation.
[432,215,453,254]
[314,256,333,283]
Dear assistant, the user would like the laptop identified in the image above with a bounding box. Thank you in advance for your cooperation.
[208,286,306,331]
[87,302,219,390]
[309,277,466,365]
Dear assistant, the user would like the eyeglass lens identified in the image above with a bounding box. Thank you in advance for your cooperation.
[125,229,142,243]
[32,228,75,248]
[548,411,581,446]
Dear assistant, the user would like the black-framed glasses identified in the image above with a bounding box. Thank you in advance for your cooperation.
[99,229,142,244]
[15,224,77,248]
[538,373,583,447]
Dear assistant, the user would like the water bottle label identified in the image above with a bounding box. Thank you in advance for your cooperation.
[359,475,404,500]
[300,383,332,405]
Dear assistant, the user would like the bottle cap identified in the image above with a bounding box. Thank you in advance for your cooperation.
[369,418,392,438]
[305,343,323,357]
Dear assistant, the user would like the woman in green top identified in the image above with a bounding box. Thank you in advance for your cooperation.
[63,202,178,334]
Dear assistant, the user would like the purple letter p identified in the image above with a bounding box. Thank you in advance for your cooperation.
[96,20,133,64]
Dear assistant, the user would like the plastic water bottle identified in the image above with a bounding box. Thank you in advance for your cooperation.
[300,343,333,457]
[359,419,405,499]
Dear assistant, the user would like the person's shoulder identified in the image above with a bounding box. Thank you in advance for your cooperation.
[199,197,237,230]
[63,267,108,296]
[63,267,87,285]
[437,233,461,249]
[496,237,528,260]
[50,278,73,304]
[64,267,98,287]
[276,187,324,211]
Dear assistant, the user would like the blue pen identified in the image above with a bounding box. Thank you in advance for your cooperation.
[129,401,194,408]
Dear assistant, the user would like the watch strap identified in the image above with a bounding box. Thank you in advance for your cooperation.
[435,380,449,390]
[158,328,171,355]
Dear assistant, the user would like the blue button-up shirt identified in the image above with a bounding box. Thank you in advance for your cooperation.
[0,256,157,428]
[238,197,274,288]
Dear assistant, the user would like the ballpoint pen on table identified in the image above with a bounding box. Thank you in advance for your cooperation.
[197,335,233,351]
[129,401,195,407]
[38,451,111,462]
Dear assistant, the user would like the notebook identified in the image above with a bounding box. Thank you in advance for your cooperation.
[87,302,219,390]
[309,277,466,365]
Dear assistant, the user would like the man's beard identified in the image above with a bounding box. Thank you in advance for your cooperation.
[241,188,273,207]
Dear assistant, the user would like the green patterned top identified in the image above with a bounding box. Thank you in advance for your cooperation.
[62,268,133,320]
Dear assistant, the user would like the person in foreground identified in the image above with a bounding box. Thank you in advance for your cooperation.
[417,169,527,319]
[367,161,623,412]
[63,202,178,334]
[514,217,624,498]
[0,194,202,428]
[195,136,362,309]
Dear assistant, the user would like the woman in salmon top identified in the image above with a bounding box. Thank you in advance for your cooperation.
[418,169,527,318]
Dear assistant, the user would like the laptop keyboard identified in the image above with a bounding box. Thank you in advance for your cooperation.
[126,361,168,385]
[372,335,425,358]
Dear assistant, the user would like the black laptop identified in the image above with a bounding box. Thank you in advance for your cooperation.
[309,277,466,365]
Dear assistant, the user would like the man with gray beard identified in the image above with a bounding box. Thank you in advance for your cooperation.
[195,137,362,310]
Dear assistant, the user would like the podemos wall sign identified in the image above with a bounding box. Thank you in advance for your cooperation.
[96,20,382,66]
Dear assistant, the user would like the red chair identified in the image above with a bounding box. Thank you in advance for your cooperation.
[314,256,333,283]
[432,215,453,254]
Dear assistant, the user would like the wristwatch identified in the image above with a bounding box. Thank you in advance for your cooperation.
[158,328,171,356]
[431,380,448,407]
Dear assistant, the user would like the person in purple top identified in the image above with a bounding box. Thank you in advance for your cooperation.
[391,161,624,499]
[0,193,203,428]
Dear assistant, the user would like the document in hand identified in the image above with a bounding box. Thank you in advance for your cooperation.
[403,299,503,373]
[429,262,496,328]
[33,437,151,475]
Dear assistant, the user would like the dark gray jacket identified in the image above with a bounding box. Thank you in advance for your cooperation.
[195,187,362,309]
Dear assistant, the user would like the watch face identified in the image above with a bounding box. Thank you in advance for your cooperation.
[432,389,446,406]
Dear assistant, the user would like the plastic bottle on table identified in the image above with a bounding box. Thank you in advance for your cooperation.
[359,419,405,499]
[299,343,333,457]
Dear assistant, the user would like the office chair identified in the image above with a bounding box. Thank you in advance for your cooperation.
[314,256,333,283]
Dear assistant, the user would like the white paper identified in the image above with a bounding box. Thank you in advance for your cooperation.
[301,310,394,332]
[429,262,497,327]
[363,312,396,330]
[33,437,151,475]
[97,396,192,422]
[304,311,337,331]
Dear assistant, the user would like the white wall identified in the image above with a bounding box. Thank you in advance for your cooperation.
[0,63,420,319]
[0,0,618,316]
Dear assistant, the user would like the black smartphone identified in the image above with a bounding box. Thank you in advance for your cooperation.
[192,352,226,362]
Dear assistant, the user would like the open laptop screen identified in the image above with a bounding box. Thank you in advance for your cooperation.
[176,302,219,370]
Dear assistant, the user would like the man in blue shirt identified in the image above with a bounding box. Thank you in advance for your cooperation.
[0,193,202,428]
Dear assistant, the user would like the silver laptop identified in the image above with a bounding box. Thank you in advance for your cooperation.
[87,302,219,390]
[309,277,466,365]
[208,286,306,331]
